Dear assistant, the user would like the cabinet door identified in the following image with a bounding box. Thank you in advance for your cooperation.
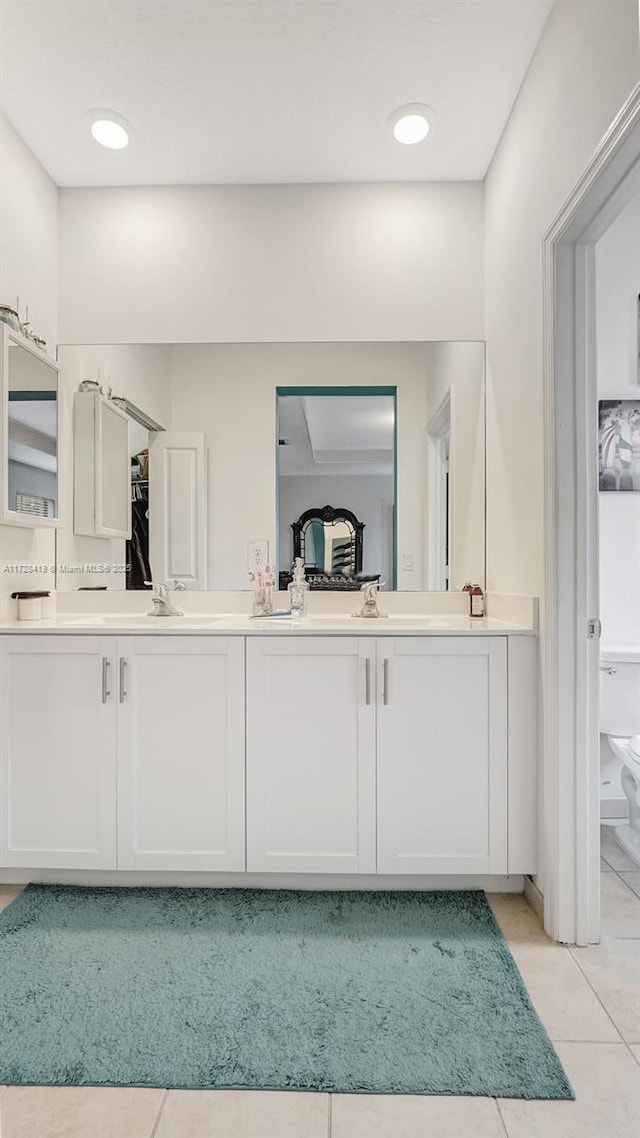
[246,637,376,873]
[0,636,117,869]
[376,637,507,874]
[117,636,245,871]
[73,392,130,538]
[97,398,130,536]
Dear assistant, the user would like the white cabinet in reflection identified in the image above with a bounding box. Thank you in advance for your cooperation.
[73,390,131,538]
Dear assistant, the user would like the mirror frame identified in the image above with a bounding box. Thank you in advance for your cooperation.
[292,504,364,576]
[0,324,61,529]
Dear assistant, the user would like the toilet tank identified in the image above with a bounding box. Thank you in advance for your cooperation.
[600,647,640,736]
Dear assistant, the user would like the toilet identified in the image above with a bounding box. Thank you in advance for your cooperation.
[601,646,640,866]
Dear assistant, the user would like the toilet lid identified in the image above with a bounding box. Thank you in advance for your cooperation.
[630,735,640,762]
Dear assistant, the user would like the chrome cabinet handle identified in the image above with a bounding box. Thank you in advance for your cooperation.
[119,657,127,703]
[365,658,371,705]
[101,657,111,703]
[600,667,617,675]
[383,658,389,705]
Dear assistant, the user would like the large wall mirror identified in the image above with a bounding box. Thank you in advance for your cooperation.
[1,326,60,527]
[55,341,485,592]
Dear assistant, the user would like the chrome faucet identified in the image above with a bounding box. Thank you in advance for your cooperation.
[353,581,387,619]
[145,581,183,617]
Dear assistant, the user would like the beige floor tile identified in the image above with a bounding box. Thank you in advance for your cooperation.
[331,1094,505,1138]
[571,935,640,1043]
[0,1086,165,1138]
[601,857,614,871]
[508,941,620,1042]
[601,871,640,937]
[618,871,640,899]
[155,1089,328,1138]
[498,1042,640,1138]
[486,893,547,942]
[630,1044,640,1064]
[600,826,638,873]
[0,886,25,911]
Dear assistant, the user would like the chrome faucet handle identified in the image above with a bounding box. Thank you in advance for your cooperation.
[353,580,387,619]
[144,580,183,617]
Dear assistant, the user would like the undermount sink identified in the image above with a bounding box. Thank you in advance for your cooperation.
[56,614,219,628]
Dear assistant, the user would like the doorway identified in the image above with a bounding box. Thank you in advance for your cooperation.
[426,393,452,591]
[544,85,640,944]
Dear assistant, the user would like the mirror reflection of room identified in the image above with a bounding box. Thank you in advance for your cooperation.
[277,391,396,590]
[55,340,484,592]
[127,421,151,589]
[7,342,58,520]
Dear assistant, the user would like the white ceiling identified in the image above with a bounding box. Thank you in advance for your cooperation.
[278,395,394,476]
[0,0,552,187]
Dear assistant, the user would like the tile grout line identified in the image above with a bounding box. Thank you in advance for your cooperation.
[148,1088,169,1138]
[495,1096,510,1138]
[561,945,625,1044]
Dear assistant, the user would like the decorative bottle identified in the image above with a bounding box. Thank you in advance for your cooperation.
[470,583,485,618]
[288,557,308,619]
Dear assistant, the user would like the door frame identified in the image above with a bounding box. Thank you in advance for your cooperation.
[543,84,640,944]
[426,392,452,590]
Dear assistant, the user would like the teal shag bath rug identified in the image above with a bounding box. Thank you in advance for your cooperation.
[0,885,573,1099]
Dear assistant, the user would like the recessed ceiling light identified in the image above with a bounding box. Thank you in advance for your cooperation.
[86,109,132,149]
[390,104,432,145]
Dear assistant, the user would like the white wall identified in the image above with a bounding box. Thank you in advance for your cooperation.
[484,0,640,596]
[596,193,640,645]
[0,110,59,616]
[58,183,484,345]
[56,344,172,589]
[278,474,394,584]
[484,0,640,895]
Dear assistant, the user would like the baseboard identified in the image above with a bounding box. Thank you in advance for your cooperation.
[523,874,544,922]
[0,869,525,892]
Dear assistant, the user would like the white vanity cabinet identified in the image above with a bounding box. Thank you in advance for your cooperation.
[246,637,376,873]
[376,637,507,874]
[0,634,245,873]
[246,635,509,877]
[117,636,245,871]
[0,636,117,869]
[0,628,534,881]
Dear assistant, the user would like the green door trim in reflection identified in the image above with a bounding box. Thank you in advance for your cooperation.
[8,391,57,400]
[276,385,398,589]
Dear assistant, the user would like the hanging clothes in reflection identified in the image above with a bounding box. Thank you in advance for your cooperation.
[127,459,151,589]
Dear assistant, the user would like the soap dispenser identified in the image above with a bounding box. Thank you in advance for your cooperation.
[288,557,308,619]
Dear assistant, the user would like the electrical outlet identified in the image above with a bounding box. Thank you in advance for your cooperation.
[402,552,416,572]
[247,540,269,574]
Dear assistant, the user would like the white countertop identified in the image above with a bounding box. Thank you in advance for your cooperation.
[0,613,535,636]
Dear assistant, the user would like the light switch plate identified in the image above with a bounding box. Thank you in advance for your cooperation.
[247,539,269,573]
[402,552,416,571]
